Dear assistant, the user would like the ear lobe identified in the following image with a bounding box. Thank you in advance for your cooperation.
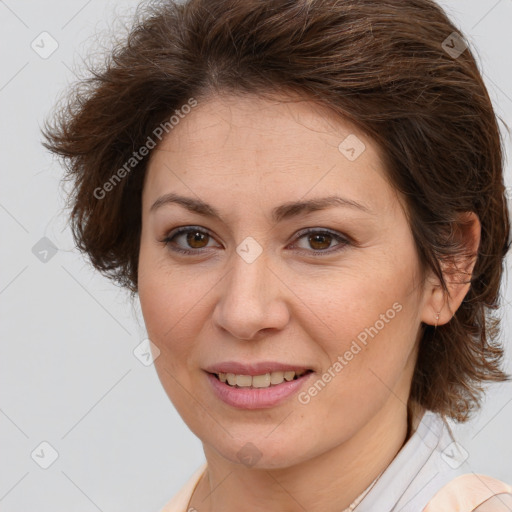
[421,211,481,327]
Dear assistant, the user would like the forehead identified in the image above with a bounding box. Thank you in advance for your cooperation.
[143,93,399,217]
[152,92,371,158]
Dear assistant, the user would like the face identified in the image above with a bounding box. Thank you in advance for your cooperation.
[138,93,432,469]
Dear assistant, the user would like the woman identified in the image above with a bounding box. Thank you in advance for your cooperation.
[42,0,512,510]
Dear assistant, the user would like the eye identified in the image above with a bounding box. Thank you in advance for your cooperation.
[161,226,350,257]
[290,228,349,255]
[161,226,220,255]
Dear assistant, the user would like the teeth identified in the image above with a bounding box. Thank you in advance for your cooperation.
[216,370,307,388]
[236,374,252,387]
[270,371,284,385]
[252,373,271,388]
[284,371,295,381]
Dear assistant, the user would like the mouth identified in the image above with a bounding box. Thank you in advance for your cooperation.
[210,369,313,388]
[205,368,314,409]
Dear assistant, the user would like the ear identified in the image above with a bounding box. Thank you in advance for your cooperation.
[420,211,481,327]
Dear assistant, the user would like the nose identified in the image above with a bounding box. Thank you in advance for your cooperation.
[212,246,291,341]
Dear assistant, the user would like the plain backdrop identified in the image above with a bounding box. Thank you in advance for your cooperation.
[0,0,511,511]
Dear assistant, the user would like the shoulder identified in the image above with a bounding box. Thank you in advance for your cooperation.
[362,410,509,512]
[158,463,207,512]
[472,493,512,511]
[423,474,512,512]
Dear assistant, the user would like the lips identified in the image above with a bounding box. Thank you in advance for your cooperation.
[204,362,315,409]
[217,369,310,387]
[204,361,313,376]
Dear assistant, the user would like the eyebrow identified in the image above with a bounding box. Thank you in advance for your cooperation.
[150,192,374,222]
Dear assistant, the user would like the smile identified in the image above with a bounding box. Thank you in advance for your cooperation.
[206,369,314,409]
[214,370,310,388]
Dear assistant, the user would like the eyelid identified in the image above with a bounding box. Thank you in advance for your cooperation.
[288,227,350,255]
[161,225,351,255]
[292,227,349,242]
[161,225,222,252]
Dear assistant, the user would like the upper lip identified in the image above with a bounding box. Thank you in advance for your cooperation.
[204,361,313,376]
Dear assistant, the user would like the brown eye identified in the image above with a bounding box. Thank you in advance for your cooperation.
[162,226,219,254]
[308,232,333,251]
[186,230,210,248]
[292,228,349,255]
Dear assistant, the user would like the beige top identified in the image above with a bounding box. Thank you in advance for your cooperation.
[423,474,512,511]
[158,411,512,512]
[159,462,207,512]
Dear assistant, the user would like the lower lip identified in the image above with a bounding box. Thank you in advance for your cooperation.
[206,372,313,409]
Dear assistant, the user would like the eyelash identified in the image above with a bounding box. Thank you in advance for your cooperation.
[160,226,351,257]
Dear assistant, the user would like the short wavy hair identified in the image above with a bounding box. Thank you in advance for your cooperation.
[42,0,511,422]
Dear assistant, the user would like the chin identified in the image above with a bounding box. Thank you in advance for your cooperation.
[201,429,318,470]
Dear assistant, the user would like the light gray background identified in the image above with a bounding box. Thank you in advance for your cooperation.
[0,0,511,511]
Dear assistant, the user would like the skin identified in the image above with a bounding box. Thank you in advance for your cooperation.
[137,92,480,512]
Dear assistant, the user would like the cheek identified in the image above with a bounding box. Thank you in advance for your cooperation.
[304,258,421,386]
[138,242,187,351]
[138,233,181,325]
[137,255,203,413]
[302,262,403,335]
[139,276,197,352]
[137,243,217,374]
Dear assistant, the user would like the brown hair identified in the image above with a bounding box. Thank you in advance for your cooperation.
[42,0,511,421]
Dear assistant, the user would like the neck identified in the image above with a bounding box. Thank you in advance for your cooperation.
[190,397,424,512]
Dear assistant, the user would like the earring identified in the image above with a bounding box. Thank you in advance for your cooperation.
[434,312,440,328]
